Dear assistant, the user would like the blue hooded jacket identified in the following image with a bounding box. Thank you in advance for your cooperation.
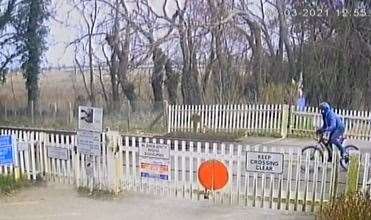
[319,103,345,133]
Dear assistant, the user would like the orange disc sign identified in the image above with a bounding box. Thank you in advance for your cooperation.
[198,160,229,191]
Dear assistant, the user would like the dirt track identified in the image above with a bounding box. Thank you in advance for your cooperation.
[0,183,314,220]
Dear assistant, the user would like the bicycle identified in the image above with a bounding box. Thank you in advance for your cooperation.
[301,133,359,171]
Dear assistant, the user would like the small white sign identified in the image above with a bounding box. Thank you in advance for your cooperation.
[47,146,69,160]
[78,106,103,132]
[77,130,101,156]
[17,142,29,151]
[139,143,170,159]
[139,143,170,181]
[246,151,284,174]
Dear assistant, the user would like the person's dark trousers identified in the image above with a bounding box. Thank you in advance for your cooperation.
[330,127,346,157]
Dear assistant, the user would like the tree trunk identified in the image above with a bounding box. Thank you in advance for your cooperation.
[26,70,39,113]
[165,58,178,105]
[178,13,201,105]
[117,26,136,112]
[151,47,166,111]
[88,34,95,106]
[109,51,120,111]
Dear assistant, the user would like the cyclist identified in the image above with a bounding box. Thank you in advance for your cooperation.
[316,102,348,161]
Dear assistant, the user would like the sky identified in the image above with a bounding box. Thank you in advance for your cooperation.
[44,0,180,67]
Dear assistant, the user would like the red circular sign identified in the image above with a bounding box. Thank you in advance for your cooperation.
[198,160,229,191]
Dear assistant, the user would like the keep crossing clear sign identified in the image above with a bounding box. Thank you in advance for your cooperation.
[0,135,15,166]
[246,151,284,174]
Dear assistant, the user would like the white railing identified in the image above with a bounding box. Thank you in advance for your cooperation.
[0,128,115,191]
[169,104,371,141]
[1,127,370,212]
[168,104,284,136]
[291,106,371,141]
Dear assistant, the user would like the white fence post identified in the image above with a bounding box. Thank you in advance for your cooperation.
[281,105,289,138]
[106,130,122,195]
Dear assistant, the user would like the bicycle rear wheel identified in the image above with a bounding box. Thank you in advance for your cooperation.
[340,145,359,171]
[301,146,324,173]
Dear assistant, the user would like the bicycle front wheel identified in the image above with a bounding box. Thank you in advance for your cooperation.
[301,146,324,173]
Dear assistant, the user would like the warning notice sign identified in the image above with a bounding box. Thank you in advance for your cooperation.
[246,151,284,174]
[139,143,170,181]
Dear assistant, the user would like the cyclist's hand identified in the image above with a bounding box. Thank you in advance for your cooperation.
[323,132,331,141]
[315,129,322,135]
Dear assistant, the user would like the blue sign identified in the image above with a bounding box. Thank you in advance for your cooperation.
[0,135,14,166]
[141,172,169,180]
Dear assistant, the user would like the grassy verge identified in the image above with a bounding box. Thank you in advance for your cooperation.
[318,192,371,220]
[0,175,34,196]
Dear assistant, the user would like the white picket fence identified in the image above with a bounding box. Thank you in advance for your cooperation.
[168,104,284,135]
[1,127,371,213]
[120,136,371,212]
[168,104,371,141]
[291,106,371,141]
[0,128,118,191]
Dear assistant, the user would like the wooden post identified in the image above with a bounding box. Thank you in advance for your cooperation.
[106,130,122,195]
[127,100,131,131]
[13,136,20,180]
[168,104,172,133]
[53,102,57,121]
[163,100,168,130]
[281,105,289,138]
[191,114,201,133]
[69,102,73,125]
[346,153,361,195]
[4,103,7,121]
[31,101,34,124]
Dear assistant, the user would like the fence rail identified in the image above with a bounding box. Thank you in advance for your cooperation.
[291,106,371,141]
[169,104,371,141]
[168,104,284,136]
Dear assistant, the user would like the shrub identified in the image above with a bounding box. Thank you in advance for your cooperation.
[318,192,371,220]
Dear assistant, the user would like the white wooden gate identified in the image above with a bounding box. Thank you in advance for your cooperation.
[119,136,353,212]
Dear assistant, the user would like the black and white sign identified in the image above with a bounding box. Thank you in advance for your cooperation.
[78,106,103,132]
[77,130,101,156]
[246,151,284,174]
[77,106,103,156]
[47,146,69,160]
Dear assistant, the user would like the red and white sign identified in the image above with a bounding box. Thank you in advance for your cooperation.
[139,143,170,181]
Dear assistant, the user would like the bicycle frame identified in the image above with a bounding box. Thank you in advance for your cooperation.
[315,135,334,161]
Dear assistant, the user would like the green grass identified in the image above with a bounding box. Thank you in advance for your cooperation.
[318,192,371,220]
[0,175,32,196]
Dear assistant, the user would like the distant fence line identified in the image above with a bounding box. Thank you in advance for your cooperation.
[168,104,371,141]
[0,102,370,140]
